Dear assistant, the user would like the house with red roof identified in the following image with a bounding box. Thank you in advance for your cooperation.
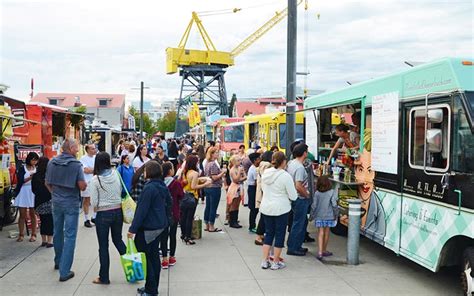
[233,96,304,117]
[31,93,126,128]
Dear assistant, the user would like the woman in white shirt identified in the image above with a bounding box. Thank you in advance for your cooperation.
[132,145,151,171]
[259,151,297,271]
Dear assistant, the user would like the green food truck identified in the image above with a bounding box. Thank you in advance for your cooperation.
[304,58,473,294]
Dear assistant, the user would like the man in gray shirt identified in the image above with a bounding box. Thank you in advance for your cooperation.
[286,143,310,256]
[45,139,86,282]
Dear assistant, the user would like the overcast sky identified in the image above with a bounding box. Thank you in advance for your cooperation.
[1,0,472,105]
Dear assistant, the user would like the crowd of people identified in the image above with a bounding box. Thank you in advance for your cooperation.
[12,134,340,295]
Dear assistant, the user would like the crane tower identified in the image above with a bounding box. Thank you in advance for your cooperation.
[167,2,303,137]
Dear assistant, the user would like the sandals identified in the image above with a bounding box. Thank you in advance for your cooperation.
[92,277,110,285]
[16,235,24,242]
[29,234,37,242]
[208,228,222,233]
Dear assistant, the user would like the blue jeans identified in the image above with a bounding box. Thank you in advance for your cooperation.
[287,198,311,252]
[53,203,79,278]
[203,187,221,225]
[263,212,289,248]
[95,208,126,283]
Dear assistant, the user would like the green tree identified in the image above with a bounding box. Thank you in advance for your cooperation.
[156,111,177,132]
[128,105,156,136]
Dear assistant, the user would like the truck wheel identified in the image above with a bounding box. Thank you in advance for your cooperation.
[330,216,348,236]
[3,189,17,225]
[461,247,474,295]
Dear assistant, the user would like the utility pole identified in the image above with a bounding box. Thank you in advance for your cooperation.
[131,82,150,140]
[286,0,297,158]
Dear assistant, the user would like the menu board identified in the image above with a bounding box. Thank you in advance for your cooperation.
[371,91,399,174]
[305,110,318,157]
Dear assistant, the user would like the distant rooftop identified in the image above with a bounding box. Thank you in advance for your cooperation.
[31,93,125,108]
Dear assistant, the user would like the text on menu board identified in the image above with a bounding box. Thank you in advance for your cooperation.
[371,91,399,174]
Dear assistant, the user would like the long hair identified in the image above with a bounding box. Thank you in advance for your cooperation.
[93,152,111,190]
[134,144,150,163]
[206,147,218,162]
[25,152,39,166]
[184,154,199,176]
[168,141,179,158]
[228,155,240,169]
[196,144,205,161]
[35,156,49,179]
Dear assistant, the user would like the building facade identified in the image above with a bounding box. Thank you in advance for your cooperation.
[31,93,126,128]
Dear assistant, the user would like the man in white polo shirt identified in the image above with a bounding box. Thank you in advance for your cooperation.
[80,144,96,228]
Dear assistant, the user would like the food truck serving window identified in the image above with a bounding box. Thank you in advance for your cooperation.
[223,125,244,143]
[408,104,450,172]
[279,124,304,149]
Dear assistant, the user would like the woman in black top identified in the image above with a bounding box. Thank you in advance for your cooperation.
[31,157,54,247]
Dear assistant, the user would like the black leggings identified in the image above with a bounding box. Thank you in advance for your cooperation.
[180,200,197,240]
[159,220,178,257]
[39,214,54,236]
[256,213,266,236]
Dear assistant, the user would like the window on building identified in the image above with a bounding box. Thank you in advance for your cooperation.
[49,99,58,105]
[98,99,108,107]
[409,104,450,172]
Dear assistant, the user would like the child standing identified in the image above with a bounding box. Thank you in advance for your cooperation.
[310,176,338,260]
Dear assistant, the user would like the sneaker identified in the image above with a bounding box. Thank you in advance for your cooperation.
[91,218,96,224]
[248,228,257,233]
[137,287,146,294]
[161,260,169,269]
[84,220,92,228]
[59,271,75,282]
[261,260,271,270]
[270,261,286,270]
[304,235,316,243]
[169,257,176,266]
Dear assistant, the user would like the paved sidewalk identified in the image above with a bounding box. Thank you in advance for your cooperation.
[0,194,461,295]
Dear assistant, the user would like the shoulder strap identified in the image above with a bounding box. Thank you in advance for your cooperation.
[116,170,130,199]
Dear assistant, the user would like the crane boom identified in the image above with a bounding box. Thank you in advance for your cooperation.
[230,0,302,57]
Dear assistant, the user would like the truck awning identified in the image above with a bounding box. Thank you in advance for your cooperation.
[0,114,40,124]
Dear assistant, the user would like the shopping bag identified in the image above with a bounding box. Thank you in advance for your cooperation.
[192,216,202,240]
[117,171,136,224]
[121,238,147,283]
[122,196,136,224]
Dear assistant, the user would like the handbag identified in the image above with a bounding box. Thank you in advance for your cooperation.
[120,238,147,283]
[117,171,136,224]
[192,216,202,240]
[180,192,196,209]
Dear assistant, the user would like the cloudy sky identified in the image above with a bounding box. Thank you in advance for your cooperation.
[1,0,472,105]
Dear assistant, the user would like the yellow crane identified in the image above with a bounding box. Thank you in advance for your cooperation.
[166,1,303,75]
